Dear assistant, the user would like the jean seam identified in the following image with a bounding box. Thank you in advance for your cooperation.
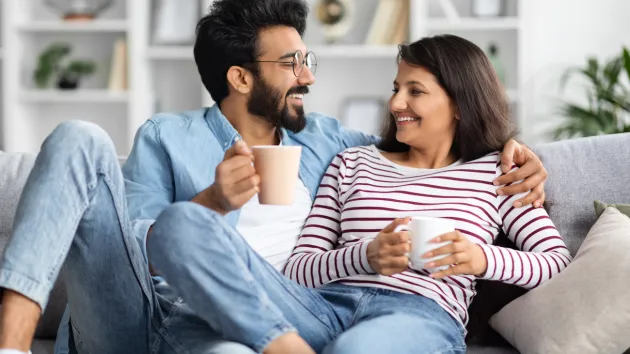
[349,287,375,326]
[101,172,155,311]
[252,322,296,353]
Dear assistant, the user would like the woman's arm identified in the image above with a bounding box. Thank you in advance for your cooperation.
[477,165,572,289]
[282,154,374,288]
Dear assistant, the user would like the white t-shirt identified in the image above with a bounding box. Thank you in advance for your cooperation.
[236,178,312,271]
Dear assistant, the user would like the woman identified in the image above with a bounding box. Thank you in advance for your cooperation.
[281,34,573,351]
[149,34,571,354]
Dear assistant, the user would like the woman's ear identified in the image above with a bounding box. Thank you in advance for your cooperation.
[226,66,253,95]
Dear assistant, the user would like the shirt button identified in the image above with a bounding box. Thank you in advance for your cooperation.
[223,142,228,146]
[234,136,241,141]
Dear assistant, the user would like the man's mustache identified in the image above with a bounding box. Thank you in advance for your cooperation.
[287,86,309,96]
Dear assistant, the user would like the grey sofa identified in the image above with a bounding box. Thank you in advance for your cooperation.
[1,132,629,354]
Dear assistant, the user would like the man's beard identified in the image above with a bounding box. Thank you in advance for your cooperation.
[247,75,308,133]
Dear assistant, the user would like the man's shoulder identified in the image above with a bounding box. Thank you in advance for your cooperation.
[303,112,343,134]
[146,108,209,132]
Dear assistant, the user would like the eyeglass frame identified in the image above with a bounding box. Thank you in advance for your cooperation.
[253,50,317,77]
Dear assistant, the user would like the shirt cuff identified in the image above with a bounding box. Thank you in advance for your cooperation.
[359,239,376,275]
[477,243,498,281]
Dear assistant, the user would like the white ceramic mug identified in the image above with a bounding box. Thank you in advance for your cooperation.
[394,216,455,272]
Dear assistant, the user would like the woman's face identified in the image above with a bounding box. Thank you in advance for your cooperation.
[389,61,458,149]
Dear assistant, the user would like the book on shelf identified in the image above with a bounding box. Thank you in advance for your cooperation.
[365,0,409,45]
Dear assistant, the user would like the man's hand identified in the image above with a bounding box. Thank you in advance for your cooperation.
[493,139,548,209]
[192,141,260,215]
[367,218,411,276]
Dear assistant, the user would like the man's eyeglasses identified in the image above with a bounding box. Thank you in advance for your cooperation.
[255,51,317,77]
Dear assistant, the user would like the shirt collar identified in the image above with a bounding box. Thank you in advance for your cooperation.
[204,104,242,151]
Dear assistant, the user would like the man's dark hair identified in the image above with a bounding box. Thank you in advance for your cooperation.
[378,34,516,162]
[194,0,309,104]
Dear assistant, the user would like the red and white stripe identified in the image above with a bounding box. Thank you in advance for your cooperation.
[282,145,572,326]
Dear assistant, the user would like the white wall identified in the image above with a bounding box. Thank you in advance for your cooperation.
[520,0,630,144]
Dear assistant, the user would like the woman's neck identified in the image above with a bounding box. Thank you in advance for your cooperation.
[387,143,458,169]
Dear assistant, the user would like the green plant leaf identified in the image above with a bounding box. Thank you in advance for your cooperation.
[624,47,630,83]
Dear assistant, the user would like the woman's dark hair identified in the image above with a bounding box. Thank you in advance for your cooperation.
[378,34,516,162]
[194,0,309,104]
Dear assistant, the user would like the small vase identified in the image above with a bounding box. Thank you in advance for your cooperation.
[57,77,78,90]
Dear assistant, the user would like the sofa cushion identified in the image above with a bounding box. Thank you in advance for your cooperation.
[489,207,630,354]
[595,200,630,218]
[0,151,36,253]
[532,132,630,256]
[0,151,67,339]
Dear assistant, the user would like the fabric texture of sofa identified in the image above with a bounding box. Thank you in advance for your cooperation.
[0,132,629,354]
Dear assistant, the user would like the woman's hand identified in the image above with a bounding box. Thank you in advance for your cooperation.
[422,230,487,279]
[367,218,411,276]
[494,139,548,209]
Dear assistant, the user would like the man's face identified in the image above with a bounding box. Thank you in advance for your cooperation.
[247,26,316,133]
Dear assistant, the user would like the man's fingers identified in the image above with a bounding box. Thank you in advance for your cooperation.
[226,161,257,184]
[500,139,519,173]
[220,155,255,174]
[498,170,544,197]
[229,186,259,210]
[231,174,261,196]
[223,140,252,161]
[514,183,545,208]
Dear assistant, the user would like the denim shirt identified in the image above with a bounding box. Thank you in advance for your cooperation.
[55,104,378,352]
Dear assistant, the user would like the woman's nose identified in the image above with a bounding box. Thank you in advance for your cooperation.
[390,95,407,111]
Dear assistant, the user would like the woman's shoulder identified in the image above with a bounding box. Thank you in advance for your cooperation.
[335,144,380,161]
[454,151,503,177]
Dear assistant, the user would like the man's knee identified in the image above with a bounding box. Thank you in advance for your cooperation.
[44,120,115,154]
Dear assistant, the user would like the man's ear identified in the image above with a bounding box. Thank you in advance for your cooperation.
[226,66,253,95]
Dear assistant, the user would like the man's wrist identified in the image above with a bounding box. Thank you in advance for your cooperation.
[192,187,227,215]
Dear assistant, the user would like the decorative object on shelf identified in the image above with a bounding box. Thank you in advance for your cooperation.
[108,38,128,91]
[553,47,630,140]
[341,96,387,136]
[34,42,97,90]
[472,0,504,17]
[365,0,409,45]
[315,0,354,44]
[44,0,113,21]
[486,42,505,84]
[152,0,199,45]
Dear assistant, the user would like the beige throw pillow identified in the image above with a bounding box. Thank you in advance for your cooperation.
[489,207,630,354]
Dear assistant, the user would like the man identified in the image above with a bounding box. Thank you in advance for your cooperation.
[0,0,547,353]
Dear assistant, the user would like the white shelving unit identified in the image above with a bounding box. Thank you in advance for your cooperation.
[0,0,524,154]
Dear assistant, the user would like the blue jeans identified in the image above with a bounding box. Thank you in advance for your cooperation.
[148,202,467,354]
[0,121,254,354]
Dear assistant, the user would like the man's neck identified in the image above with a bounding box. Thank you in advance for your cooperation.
[220,97,279,146]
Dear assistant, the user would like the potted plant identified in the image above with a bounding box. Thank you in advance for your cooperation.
[34,42,97,90]
[553,47,630,139]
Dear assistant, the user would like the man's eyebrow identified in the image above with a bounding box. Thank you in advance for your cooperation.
[278,51,297,60]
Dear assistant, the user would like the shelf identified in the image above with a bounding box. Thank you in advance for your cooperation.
[148,46,193,60]
[20,89,129,103]
[427,18,520,31]
[17,20,128,33]
[148,44,400,60]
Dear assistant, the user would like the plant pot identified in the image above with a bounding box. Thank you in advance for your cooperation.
[57,77,79,90]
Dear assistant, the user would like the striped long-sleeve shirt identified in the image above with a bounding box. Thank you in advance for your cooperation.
[282,145,572,326]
